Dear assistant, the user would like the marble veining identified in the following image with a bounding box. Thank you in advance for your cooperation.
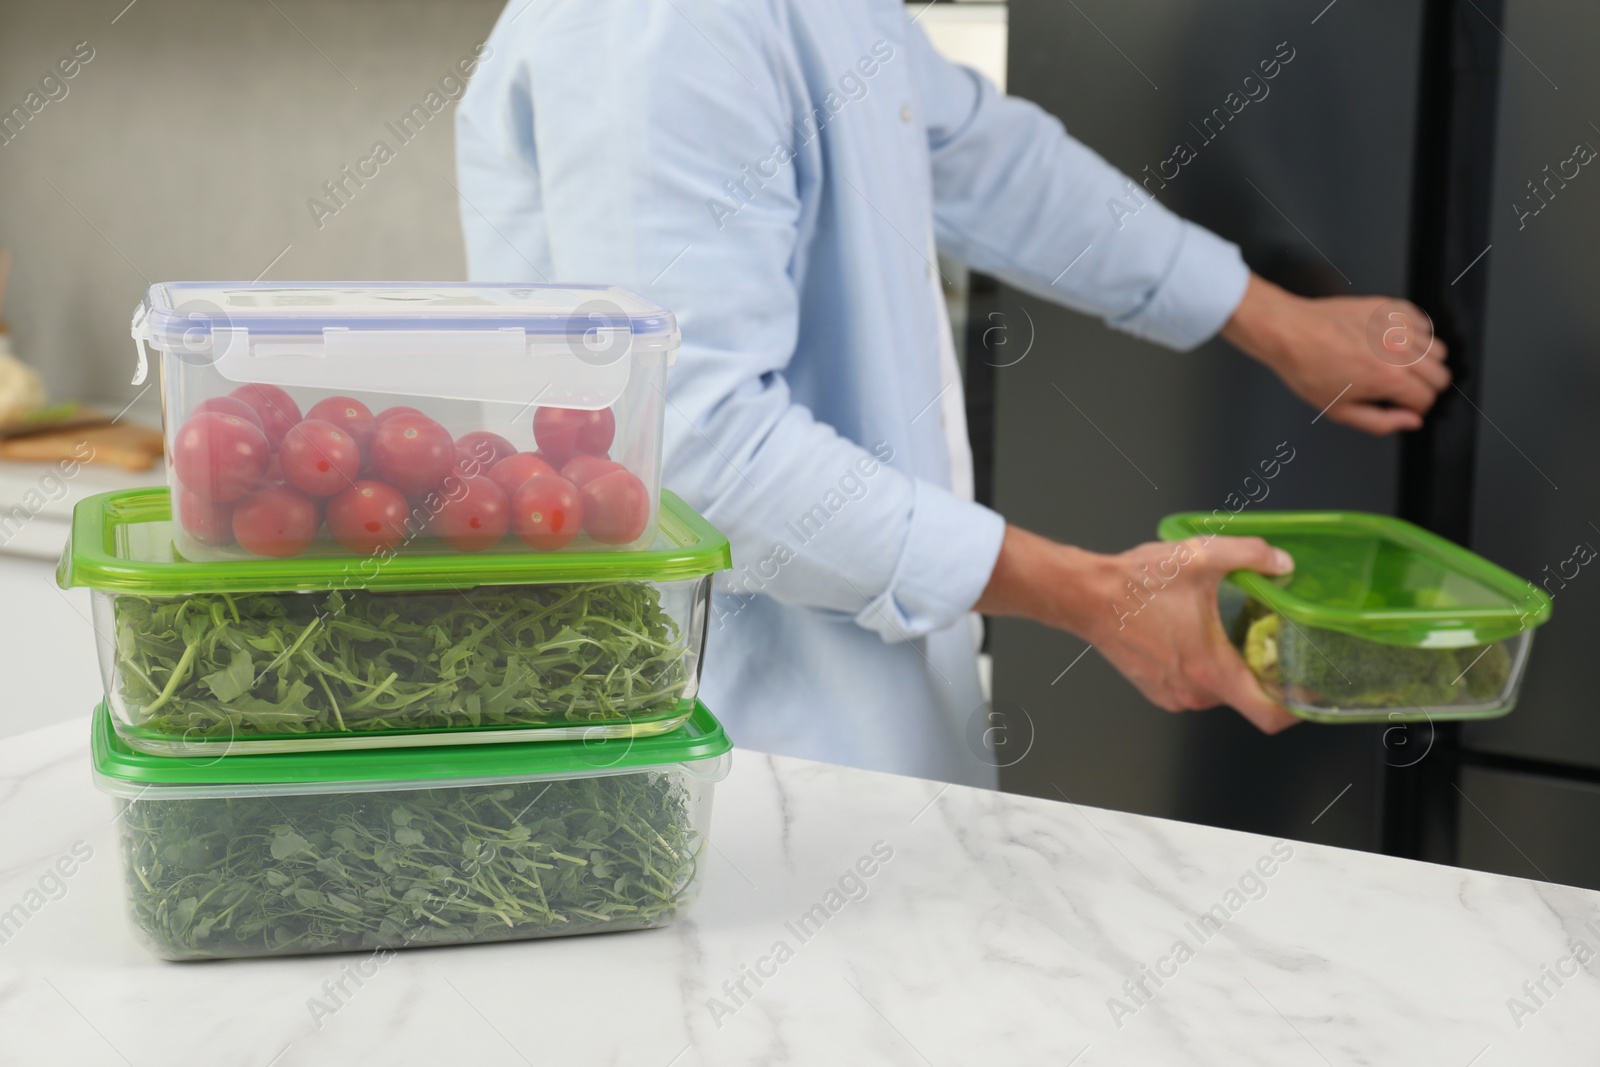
[2,716,1599,1065]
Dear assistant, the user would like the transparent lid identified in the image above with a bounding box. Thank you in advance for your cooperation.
[135,282,676,344]
[1158,510,1552,648]
[130,282,678,406]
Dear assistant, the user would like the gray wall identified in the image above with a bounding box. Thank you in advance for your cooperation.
[0,0,505,424]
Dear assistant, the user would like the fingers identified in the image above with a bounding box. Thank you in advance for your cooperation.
[1420,331,1449,364]
[1410,355,1452,392]
[1377,368,1440,415]
[1329,401,1424,436]
[1214,653,1299,734]
[1142,650,1298,732]
[1184,535,1294,578]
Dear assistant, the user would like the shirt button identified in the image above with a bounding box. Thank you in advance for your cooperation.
[901,105,913,123]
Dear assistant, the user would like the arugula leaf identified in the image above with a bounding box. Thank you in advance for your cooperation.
[199,648,255,703]
[118,770,702,959]
[110,582,691,739]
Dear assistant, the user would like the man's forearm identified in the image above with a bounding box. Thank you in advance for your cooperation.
[974,524,1112,638]
[1218,273,1297,370]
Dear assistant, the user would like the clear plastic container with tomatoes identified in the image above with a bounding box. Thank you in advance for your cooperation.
[59,487,731,755]
[132,282,674,561]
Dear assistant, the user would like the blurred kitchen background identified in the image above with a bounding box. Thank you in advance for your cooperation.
[2,1,1597,890]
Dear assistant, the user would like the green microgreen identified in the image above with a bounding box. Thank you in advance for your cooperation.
[120,771,702,959]
[111,583,689,739]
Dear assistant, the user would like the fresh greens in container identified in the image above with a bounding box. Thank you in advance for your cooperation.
[61,488,729,754]
[91,702,732,960]
[1159,510,1551,723]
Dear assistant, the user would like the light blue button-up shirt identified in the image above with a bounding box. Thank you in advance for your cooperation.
[456,0,1249,787]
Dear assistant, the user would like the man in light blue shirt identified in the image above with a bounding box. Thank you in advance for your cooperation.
[456,1,1448,787]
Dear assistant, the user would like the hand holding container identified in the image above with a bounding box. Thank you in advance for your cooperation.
[1158,510,1552,723]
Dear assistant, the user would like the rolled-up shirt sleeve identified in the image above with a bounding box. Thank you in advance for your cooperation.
[457,0,1002,642]
[906,26,1250,352]
[853,479,1003,641]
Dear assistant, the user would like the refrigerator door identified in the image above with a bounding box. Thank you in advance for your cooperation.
[1462,0,1600,771]
[1457,766,1600,888]
[994,0,1426,848]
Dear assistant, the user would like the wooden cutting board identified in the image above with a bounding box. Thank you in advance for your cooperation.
[0,422,164,471]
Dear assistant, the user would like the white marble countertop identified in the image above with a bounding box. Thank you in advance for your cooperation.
[3,716,1599,1066]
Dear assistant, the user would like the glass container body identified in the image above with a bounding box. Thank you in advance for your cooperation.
[1222,584,1534,723]
[92,575,711,754]
[106,759,725,961]
[139,282,676,561]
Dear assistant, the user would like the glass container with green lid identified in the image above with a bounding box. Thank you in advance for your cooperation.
[61,488,730,754]
[91,700,733,960]
[1158,510,1552,723]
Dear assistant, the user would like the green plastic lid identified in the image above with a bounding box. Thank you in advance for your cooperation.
[1158,510,1552,648]
[59,487,730,594]
[91,699,731,795]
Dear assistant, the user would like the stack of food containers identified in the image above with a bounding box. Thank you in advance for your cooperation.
[58,283,734,960]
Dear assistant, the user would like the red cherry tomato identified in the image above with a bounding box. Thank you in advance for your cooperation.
[279,418,363,497]
[229,384,302,447]
[374,405,425,425]
[432,474,510,552]
[581,469,651,544]
[560,454,626,488]
[454,430,518,475]
[172,412,270,502]
[532,407,616,467]
[487,452,558,497]
[368,414,455,497]
[326,480,411,555]
[231,485,320,558]
[511,474,583,550]
[191,396,264,430]
[306,396,377,450]
[176,487,235,547]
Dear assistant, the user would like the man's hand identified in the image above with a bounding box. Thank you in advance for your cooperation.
[1221,274,1451,435]
[977,526,1299,734]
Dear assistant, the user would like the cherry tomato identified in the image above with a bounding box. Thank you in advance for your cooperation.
[368,413,455,497]
[278,418,362,497]
[487,452,558,497]
[191,396,264,430]
[326,480,411,555]
[176,487,235,547]
[533,406,615,467]
[172,412,270,502]
[374,405,426,425]
[231,485,320,558]
[432,474,510,552]
[229,384,302,447]
[511,474,583,550]
[306,396,377,451]
[581,469,651,544]
[560,454,626,488]
[454,430,518,475]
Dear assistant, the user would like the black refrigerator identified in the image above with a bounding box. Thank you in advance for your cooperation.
[982,0,1600,887]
